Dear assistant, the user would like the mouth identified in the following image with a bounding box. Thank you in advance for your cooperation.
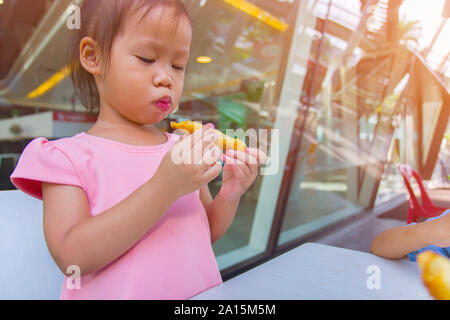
[154,96,172,112]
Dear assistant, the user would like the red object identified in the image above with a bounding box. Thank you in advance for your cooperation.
[53,111,97,123]
[398,164,448,224]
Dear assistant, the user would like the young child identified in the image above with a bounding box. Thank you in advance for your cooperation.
[10,0,265,300]
[370,209,450,262]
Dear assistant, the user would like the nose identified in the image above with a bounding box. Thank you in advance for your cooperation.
[153,65,172,88]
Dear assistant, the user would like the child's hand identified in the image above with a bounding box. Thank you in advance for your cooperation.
[153,128,223,200]
[426,211,450,248]
[219,148,267,203]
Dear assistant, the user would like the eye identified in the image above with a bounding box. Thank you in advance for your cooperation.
[136,56,184,71]
[136,56,154,64]
[173,65,185,72]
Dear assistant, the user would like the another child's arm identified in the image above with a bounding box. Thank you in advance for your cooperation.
[370,212,450,259]
[370,222,431,259]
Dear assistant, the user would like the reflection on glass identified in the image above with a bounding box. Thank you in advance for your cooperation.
[176,0,295,263]
[278,0,409,245]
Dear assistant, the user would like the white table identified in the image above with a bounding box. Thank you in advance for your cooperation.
[191,243,432,300]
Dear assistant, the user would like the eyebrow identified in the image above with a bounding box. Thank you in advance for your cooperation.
[135,38,190,55]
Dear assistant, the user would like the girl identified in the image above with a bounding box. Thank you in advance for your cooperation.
[10,0,265,300]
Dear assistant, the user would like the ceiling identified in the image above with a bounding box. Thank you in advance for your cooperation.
[0,0,296,113]
[0,0,55,80]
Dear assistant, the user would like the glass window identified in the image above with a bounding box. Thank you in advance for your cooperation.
[276,0,410,246]
[173,0,302,270]
[2,0,448,277]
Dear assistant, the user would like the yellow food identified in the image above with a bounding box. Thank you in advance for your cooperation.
[170,120,247,152]
[417,251,450,300]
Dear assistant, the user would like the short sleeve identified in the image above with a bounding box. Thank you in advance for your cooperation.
[10,138,83,201]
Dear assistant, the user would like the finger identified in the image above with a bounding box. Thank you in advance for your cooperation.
[191,127,214,148]
[202,131,219,152]
[222,154,244,165]
[246,147,268,166]
[231,163,246,184]
[226,151,252,177]
[191,129,217,152]
[172,130,217,165]
[203,162,222,182]
[205,123,216,129]
[192,131,217,164]
[202,145,222,166]
[227,149,257,166]
[247,161,258,176]
[238,149,258,175]
[237,162,252,178]
[170,136,193,165]
[245,147,265,166]
[178,132,196,152]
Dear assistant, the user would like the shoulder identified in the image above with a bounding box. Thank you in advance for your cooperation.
[20,134,90,166]
[10,134,87,200]
[24,133,86,151]
[18,134,90,166]
[20,135,77,161]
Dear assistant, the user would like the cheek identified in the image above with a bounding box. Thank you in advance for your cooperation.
[105,59,151,104]
[174,75,185,97]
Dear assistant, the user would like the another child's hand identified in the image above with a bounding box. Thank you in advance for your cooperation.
[219,148,267,203]
[153,128,222,200]
[426,211,450,248]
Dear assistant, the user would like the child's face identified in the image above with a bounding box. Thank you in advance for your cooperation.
[96,5,192,125]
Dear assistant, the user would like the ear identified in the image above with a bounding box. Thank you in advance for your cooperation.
[79,36,101,75]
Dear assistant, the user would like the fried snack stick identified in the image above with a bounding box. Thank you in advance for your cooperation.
[171,120,247,152]
[417,251,450,300]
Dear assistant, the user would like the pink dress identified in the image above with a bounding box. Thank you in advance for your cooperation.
[10,132,223,299]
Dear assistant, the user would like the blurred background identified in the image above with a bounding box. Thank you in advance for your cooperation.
[0,0,449,280]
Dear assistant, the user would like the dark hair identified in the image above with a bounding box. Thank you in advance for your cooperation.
[67,0,192,116]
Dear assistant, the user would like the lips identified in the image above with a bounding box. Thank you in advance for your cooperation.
[154,96,172,112]
[156,96,171,104]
